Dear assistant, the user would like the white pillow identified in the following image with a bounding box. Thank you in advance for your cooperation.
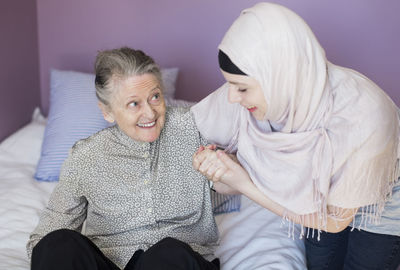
[0,108,46,165]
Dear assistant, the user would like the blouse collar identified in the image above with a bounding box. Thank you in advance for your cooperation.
[111,124,152,157]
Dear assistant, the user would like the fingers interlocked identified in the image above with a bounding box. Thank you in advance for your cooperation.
[193,147,228,182]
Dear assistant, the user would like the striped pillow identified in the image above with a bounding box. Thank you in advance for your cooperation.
[35,68,178,181]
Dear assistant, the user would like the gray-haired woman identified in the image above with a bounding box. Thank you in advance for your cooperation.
[27,47,220,270]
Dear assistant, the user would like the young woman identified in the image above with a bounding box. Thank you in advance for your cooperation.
[192,3,400,269]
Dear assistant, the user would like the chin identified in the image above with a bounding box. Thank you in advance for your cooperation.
[143,136,159,143]
[252,111,267,121]
[140,130,162,142]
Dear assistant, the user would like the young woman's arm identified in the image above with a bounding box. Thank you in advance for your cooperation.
[212,181,241,195]
[193,147,356,233]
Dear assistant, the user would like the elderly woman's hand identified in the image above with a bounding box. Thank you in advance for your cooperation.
[193,145,226,182]
[193,145,252,192]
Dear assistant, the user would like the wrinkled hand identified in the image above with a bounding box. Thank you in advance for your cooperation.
[193,145,226,182]
[193,145,252,191]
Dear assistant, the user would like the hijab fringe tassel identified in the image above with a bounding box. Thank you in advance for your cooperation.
[281,158,399,240]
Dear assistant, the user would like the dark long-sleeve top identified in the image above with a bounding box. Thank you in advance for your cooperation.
[27,106,219,268]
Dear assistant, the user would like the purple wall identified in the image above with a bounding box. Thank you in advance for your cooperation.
[33,0,400,115]
[0,0,40,141]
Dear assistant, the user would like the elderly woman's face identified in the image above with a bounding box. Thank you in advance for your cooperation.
[100,73,166,142]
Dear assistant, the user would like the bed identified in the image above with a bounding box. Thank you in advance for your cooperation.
[0,68,306,270]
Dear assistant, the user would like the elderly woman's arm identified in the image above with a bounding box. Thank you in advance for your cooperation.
[26,154,88,259]
[193,148,356,233]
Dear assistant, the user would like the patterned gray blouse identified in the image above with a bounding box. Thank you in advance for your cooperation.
[27,106,219,269]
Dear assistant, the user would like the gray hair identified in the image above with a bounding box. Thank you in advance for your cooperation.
[94,47,163,105]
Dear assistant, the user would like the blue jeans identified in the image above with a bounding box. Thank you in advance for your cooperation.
[305,227,400,270]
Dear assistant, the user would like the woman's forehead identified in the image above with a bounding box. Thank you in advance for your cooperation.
[222,70,256,86]
[116,74,160,97]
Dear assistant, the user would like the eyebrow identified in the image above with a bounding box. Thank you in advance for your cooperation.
[150,86,161,92]
[126,87,161,99]
[228,81,248,87]
[227,79,240,84]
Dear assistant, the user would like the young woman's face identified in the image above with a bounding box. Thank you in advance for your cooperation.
[100,73,166,142]
[221,70,267,120]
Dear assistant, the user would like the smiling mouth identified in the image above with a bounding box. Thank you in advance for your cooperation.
[137,120,156,128]
[247,106,257,112]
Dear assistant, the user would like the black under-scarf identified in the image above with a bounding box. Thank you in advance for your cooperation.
[218,50,247,76]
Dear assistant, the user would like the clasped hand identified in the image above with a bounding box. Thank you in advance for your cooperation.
[192,145,251,192]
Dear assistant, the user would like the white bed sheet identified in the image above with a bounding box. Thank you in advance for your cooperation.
[0,161,57,270]
[0,117,306,270]
[215,196,306,269]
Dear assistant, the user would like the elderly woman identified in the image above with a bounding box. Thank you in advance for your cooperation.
[27,47,219,270]
[192,3,400,270]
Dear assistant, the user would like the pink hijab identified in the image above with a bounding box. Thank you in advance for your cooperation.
[191,3,399,228]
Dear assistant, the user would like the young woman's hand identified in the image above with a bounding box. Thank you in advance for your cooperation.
[193,145,227,182]
[193,145,252,192]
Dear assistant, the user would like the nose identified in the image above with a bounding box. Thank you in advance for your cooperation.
[228,84,241,104]
[142,102,156,119]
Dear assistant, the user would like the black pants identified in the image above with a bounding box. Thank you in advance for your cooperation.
[31,229,220,270]
[305,227,400,270]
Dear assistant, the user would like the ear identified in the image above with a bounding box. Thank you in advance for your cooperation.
[98,102,115,123]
